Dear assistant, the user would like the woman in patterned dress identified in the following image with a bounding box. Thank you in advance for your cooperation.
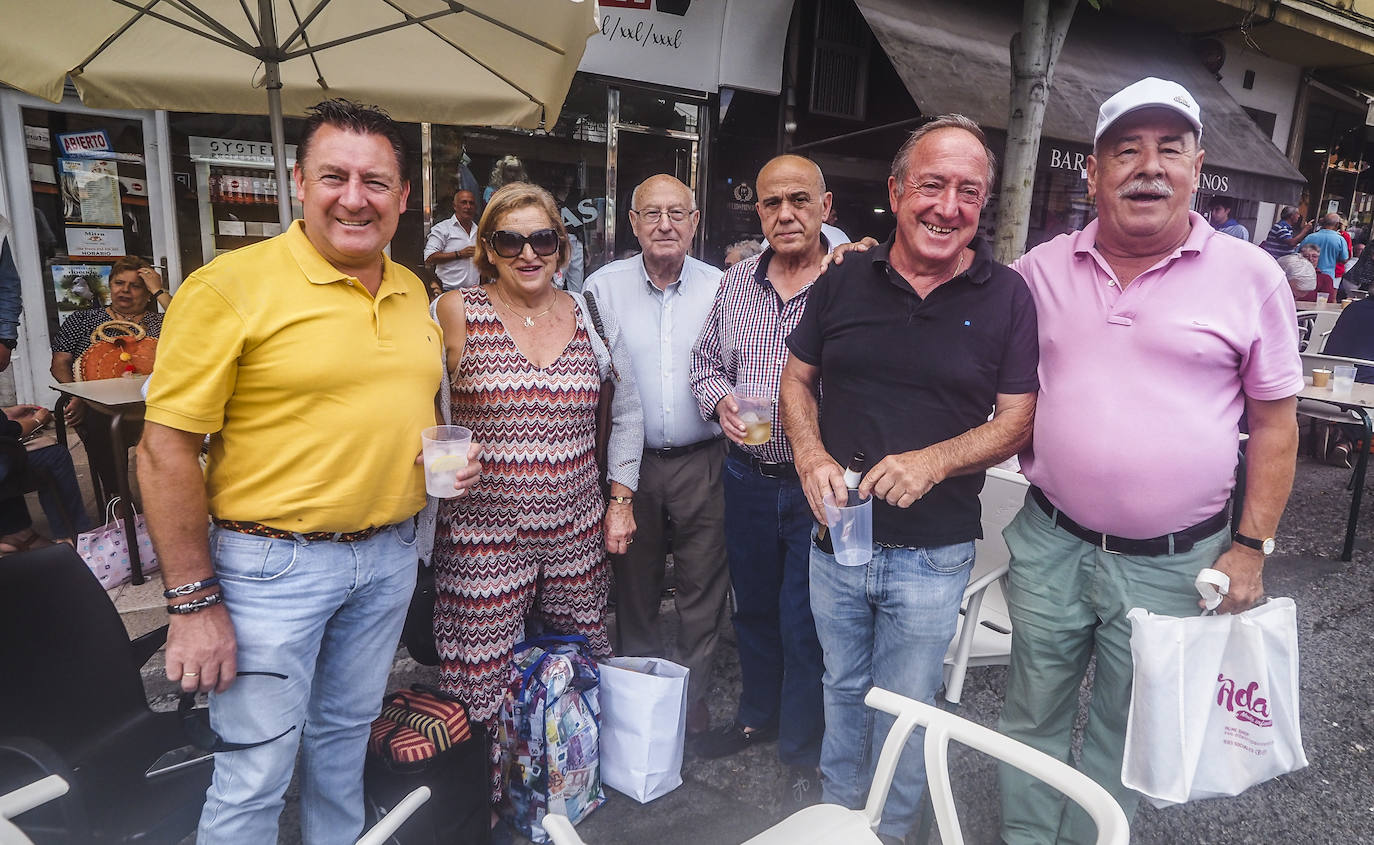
[430,182,642,805]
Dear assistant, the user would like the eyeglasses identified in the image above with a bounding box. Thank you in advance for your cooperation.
[179,671,297,753]
[487,228,561,258]
[631,208,693,224]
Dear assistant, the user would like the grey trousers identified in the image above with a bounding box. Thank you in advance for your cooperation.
[612,440,729,706]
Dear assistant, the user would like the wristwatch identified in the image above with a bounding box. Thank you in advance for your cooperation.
[1233,532,1275,555]
[0,338,16,350]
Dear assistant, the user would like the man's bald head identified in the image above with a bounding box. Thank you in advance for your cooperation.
[632,174,695,212]
[755,155,831,261]
[757,154,827,196]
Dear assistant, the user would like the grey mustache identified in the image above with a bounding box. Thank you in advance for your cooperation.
[1118,179,1174,198]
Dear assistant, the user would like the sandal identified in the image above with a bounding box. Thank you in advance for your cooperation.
[0,529,54,556]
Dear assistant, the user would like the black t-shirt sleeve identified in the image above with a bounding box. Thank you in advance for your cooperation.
[786,269,832,366]
[997,273,1041,395]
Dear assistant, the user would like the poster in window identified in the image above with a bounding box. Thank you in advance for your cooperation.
[51,264,112,314]
[59,159,122,225]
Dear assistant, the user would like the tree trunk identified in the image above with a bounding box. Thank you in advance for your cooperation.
[993,0,1079,265]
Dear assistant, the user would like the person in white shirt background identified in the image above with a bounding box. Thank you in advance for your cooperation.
[424,189,480,291]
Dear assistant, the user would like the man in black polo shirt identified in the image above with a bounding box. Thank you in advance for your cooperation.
[779,114,1039,845]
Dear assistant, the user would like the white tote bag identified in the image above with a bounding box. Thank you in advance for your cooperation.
[1122,598,1308,807]
[596,656,689,803]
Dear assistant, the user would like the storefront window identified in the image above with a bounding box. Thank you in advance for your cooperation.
[167,112,425,277]
[430,75,610,287]
[21,107,152,340]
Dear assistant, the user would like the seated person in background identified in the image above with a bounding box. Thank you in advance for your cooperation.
[1285,244,1335,303]
[51,255,166,414]
[1323,297,1374,381]
[1317,298,1374,466]
[1339,243,1372,298]
[1207,196,1249,240]
[723,239,763,268]
[0,404,92,550]
[50,255,165,502]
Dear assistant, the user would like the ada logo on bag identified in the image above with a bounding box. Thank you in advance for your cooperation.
[1216,672,1272,728]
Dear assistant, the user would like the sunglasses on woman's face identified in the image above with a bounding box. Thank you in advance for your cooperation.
[487,228,561,258]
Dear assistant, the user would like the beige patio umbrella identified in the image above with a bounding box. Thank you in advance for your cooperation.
[0,0,598,228]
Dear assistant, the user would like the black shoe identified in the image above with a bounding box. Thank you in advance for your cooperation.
[691,721,778,759]
[781,764,821,814]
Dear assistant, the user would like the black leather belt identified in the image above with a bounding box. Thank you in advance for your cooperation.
[1030,486,1228,557]
[728,445,796,479]
[646,437,723,459]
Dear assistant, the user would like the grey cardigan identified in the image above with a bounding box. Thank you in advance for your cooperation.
[417,287,643,563]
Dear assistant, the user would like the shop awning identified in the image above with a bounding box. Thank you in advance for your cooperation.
[855,0,1306,204]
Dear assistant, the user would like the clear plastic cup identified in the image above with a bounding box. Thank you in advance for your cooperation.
[421,425,473,498]
[733,383,773,445]
[1316,292,1331,304]
[1332,364,1357,396]
[822,490,873,566]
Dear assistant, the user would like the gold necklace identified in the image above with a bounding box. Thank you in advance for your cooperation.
[493,286,557,328]
[950,249,966,281]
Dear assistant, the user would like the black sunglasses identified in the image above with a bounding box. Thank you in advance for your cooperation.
[179,671,297,753]
[487,228,561,258]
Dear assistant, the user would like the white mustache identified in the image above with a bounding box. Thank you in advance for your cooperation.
[1118,178,1174,198]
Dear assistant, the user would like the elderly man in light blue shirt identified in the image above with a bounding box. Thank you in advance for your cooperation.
[585,174,725,736]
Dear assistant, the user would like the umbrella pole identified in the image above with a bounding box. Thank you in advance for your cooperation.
[259,0,293,232]
[266,70,293,233]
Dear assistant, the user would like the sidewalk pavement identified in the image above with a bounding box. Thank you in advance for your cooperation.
[80,449,1373,844]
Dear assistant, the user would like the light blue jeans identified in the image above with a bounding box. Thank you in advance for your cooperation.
[197,521,418,845]
[809,537,974,840]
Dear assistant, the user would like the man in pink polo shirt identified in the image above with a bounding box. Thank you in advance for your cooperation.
[999,78,1302,844]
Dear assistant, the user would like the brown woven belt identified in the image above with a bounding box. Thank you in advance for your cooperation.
[213,518,388,543]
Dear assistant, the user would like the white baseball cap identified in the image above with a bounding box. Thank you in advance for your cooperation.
[1094,77,1203,145]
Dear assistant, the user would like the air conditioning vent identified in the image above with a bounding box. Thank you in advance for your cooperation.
[810,0,870,120]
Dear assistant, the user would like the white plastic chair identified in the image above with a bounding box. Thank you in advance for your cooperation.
[542,812,589,845]
[354,786,431,845]
[0,775,69,845]
[942,467,1027,706]
[744,688,1129,845]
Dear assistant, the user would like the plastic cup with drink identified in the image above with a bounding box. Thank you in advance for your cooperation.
[1332,364,1357,396]
[822,490,873,566]
[1316,292,1331,305]
[421,425,473,498]
[732,383,773,445]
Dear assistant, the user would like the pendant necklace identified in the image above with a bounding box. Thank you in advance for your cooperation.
[493,286,556,327]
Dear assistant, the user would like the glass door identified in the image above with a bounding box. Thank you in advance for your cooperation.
[0,93,174,405]
[605,86,704,267]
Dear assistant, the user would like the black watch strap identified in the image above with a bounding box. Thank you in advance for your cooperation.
[1233,532,1274,554]
[0,338,16,349]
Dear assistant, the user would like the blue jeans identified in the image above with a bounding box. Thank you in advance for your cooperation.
[197,521,418,845]
[722,452,824,768]
[810,539,974,840]
[27,444,93,538]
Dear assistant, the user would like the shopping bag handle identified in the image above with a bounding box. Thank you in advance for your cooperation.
[1194,568,1231,613]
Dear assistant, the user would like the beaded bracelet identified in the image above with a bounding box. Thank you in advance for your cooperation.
[609,495,633,505]
[167,592,224,615]
[163,576,220,599]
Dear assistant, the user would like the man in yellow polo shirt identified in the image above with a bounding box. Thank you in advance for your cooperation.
[139,100,480,845]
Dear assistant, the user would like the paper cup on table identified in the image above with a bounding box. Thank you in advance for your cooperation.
[421,425,472,498]
[1311,368,1331,387]
[732,383,773,445]
[822,491,873,566]
[1333,364,1357,396]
